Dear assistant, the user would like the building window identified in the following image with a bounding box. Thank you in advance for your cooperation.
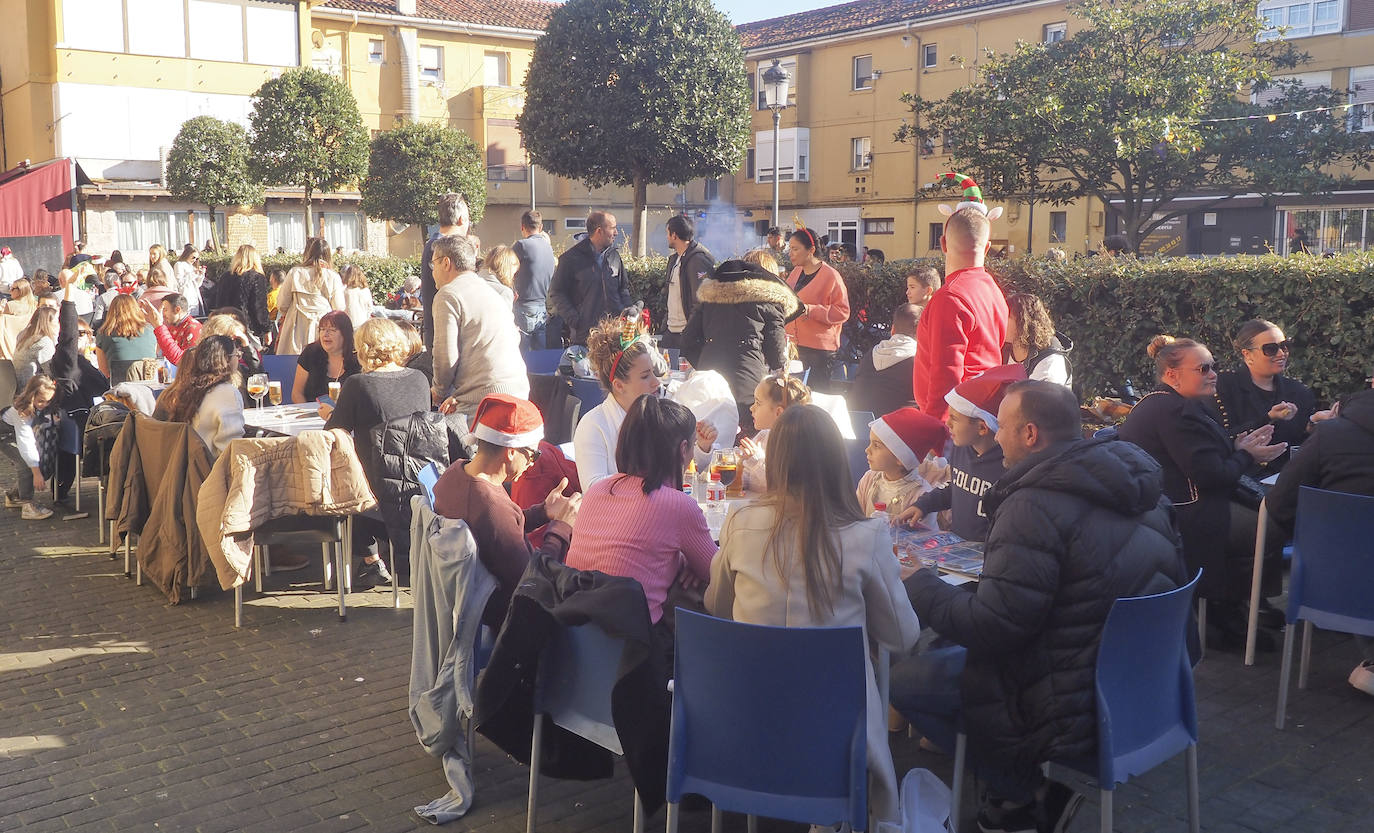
[756,57,798,109]
[705,177,720,202]
[864,218,894,235]
[922,43,938,69]
[1253,70,1331,106]
[853,55,873,91]
[928,222,944,251]
[322,212,363,252]
[564,218,587,231]
[116,210,224,253]
[60,0,127,52]
[1350,66,1374,133]
[827,220,858,248]
[754,127,810,183]
[268,212,307,253]
[1258,0,1343,40]
[484,51,510,87]
[745,149,755,179]
[189,0,245,63]
[1043,22,1067,43]
[851,137,871,171]
[63,0,299,65]
[1282,207,1373,254]
[419,45,443,84]
[1049,211,1067,243]
[368,39,384,64]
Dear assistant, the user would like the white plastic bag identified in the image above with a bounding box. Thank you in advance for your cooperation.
[669,370,739,448]
[898,767,953,833]
[809,390,856,440]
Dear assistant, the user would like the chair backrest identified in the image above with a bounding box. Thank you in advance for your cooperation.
[1095,571,1201,788]
[0,359,17,410]
[523,349,565,375]
[845,437,869,490]
[1093,425,1119,440]
[668,610,867,829]
[570,377,607,413]
[527,373,578,445]
[417,461,443,508]
[534,623,627,755]
[1289,486,1374,636]
[261,354,298,404]
[849,410,875,440]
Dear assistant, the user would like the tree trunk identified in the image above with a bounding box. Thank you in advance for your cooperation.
[304,185,315,242]
[632,172,648,258]
[208,205,220,252]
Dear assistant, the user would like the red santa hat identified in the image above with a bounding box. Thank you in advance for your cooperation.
[869,407,949,472]
[468,393,543,450]
[944,364,1028,431]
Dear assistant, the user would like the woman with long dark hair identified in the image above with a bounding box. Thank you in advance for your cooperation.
[783,228,849,391]
[156,335,245,457]
[292,309,360,404]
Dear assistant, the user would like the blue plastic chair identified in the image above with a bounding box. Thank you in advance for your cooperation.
[417,461,444,508]
[570,377,607,413]
[845,437,869,490]
[665,610,867,833]
[523,349,565,375]
[1276,487,1374,729]
[526,623,643,833]
[1093,426,1118,440]
[849,410,876,440]
[261,354,299,403]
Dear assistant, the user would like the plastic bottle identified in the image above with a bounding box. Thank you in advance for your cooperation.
[708,471,724,510]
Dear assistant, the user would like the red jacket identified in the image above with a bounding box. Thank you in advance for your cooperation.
[913,266,1008,421]
[154,315,202,366]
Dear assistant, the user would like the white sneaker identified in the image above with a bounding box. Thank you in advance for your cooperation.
[21,503,53,520]
[1349,661,1374,697]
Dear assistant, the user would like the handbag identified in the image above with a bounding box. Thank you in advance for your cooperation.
[1232,474,1266,511]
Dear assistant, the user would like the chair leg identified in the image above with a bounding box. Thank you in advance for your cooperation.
[1186,744,1200,833]
[97,483,104,545]
[526,714,544,833]
[74,455,81,513]
[1276,622,1297,729]
[1298,621,1314,689]
[124,532,132,578]
[235,584,243,628]
[1196,599,1207,663]
[322,546,334,590]
[950,732,967,833]
[1099,788,1113,833]
[390,545,400,610]
[745,814,757,833]
[262,545,271,578]
[333,541,347,622]
[665,802,680,833]
[253,547,264,594]
[1245,500,1269,666]
[632,790,644,833]
[710,805,722,833]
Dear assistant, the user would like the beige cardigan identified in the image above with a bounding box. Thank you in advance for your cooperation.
[706,501,920,824]
[196,429,377,590]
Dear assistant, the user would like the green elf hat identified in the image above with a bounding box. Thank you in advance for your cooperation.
[934,172,1004,220]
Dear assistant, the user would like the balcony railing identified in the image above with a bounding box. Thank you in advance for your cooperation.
[487,165,529,182]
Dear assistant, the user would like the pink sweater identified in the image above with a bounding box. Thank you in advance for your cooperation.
[566,474,718,623]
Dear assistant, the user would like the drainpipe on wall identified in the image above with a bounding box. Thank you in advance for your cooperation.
[396,0,420,123]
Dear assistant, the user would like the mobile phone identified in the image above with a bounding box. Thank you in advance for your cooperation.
[317,395,335,408]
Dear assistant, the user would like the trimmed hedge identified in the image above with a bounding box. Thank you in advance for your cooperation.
[200,252,420,305]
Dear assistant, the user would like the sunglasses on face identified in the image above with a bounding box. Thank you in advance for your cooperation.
[1191,363,1216,375]
[1249,341,1291,357]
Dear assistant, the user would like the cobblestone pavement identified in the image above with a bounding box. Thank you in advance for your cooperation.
[2,464,1372,832]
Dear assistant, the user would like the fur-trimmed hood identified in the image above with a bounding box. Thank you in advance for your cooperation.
[697,260,801,320]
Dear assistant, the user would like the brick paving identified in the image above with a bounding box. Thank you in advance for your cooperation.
[2,457,1372,832]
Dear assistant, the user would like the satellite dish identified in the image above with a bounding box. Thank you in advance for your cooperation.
[388,220,410,235]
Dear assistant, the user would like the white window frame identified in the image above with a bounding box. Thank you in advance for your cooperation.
[268,212,307,254]
[754,127,810,183]
[756,56,798,110]
[851,137,871,171]
[115,209,224,253]
[564,218,587,231]
[1350,66,1374,133]
[863,218,894,235]
[922,43,938,69]
[827,220,858,248]
[485,51,510,87]
[419,45,443,85]
[852,55,873,91]
[368,39,384,64]
[62,0,299,65]
[1043,22,1067,43]
[1258,0,1343,40]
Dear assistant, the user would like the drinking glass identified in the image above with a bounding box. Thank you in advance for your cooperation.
[714,448,741,497]
[247,373,268,409]
[267,380,282,406]
[328,381,342,401]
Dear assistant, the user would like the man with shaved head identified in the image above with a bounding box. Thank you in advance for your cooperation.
[852,302,922,417]
[913,207,1009,420]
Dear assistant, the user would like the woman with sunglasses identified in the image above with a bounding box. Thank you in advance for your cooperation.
[1208,319,1316,475]
[1119,335,1287,652]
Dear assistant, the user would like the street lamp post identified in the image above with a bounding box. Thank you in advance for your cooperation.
[761,59,792,230]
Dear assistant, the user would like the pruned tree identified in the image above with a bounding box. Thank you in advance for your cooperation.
[361,122,487,229]
[520,0,751,255]
[248,68,369,234]
[165,116,261,252]
[896,0,1374,253]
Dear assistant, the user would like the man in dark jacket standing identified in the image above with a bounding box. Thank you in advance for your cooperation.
[902,381,1188,833]
[548,210,637,345]
[660,215,714,349]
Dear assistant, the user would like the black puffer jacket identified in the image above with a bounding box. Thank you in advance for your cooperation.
[366,411,463,567]
[907,437,1187,772]
[679,260,802,406]
[1267,388,1374,536]
[547,237,637,345]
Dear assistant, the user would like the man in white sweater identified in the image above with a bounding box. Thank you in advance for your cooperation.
[429,234,528,419]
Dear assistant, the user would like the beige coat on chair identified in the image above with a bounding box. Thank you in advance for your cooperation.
[196,429,376,590]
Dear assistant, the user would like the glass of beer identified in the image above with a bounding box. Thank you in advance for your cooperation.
[713,448,742,497]
[247,373,268,409]
[267,380,282,406]
[328,381,342,401]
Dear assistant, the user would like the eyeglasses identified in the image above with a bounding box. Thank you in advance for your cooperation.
[1248,340,1291,357]
[1191,363,1216,375]
[518,446,541,464]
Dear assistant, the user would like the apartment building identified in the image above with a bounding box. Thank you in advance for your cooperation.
[736,0,1374,258]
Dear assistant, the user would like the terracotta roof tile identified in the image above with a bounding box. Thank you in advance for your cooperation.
[737,0,1017,50]
[321,0,557,32]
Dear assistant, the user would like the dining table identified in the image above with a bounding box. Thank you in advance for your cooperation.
[242,402,327,437]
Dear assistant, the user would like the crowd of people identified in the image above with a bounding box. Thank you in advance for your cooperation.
[6,179,1374,833]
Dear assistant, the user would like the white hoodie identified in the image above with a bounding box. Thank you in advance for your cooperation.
[870,333,918,371]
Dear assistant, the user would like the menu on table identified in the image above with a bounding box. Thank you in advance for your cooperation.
[894,526,985,578]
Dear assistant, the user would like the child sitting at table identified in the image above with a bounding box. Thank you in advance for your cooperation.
[566,394,716,626]
[858,406,949,518]
[739,372,810,493]
[897,364,1026,541]
[2,374,57,520]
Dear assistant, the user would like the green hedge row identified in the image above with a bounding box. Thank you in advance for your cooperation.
[200,252,420,305]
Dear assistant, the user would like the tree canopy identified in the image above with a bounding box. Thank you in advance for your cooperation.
[248,68,369,234]
[361,122,487,229]
[896,0,1374,252]
[520,0,751,254]
[165,116,261,251]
